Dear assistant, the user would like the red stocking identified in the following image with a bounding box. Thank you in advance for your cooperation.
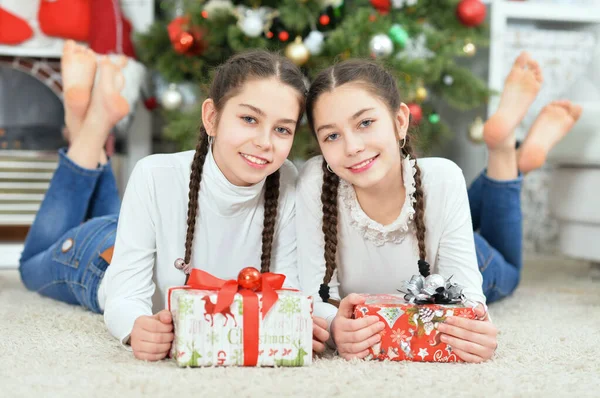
[88,0,136,58]
[0,7,33,45]
[38,0,90,42]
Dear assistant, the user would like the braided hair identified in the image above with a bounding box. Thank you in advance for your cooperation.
[183,50,306,282]
[305,60,430,303]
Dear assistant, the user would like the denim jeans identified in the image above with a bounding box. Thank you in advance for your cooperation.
[468,171,523,303]
[19,148,120,313]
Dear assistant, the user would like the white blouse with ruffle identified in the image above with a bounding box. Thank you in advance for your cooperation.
[296,155,485,333]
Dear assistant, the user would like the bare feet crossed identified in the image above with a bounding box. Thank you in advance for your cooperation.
[83,55,130,134]
[66,56,130,169]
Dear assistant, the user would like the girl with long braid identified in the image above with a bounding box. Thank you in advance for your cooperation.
[20,47,332,361]
[298,54,581,362]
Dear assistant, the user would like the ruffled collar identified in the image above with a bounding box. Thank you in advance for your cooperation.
[338,156,417,246]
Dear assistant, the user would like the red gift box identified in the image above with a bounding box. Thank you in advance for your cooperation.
[354,294,476,362]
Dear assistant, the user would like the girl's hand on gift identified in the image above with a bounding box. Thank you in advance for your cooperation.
[130,309,175,361]
[312,316,330,354]
[437,304,497,363]
[331,293,385,360]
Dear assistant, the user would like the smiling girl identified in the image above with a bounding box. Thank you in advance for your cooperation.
[19,48,331,361]
[297,53,581,362]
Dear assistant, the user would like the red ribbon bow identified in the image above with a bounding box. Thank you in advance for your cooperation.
[186,269,286,319]
[169,269,287,366]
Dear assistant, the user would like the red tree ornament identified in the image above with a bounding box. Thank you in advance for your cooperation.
[238,267,262,291]
[407,103,423,125]
[173,31,194,54]
[143,97,158,111]
[279,31,290,42]
[168,16,207,56]
[456,0,487,27]
[370,0,391,14]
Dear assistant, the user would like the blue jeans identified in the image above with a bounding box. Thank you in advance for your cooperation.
[19,148,120,314]
[468,171,523,303]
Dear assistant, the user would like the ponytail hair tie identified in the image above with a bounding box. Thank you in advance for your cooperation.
[319,283,330,302]
[418,259,431,277]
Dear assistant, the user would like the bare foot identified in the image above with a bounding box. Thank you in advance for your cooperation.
[66,56,129,169]
[484,52,543,150]
[61,40,97,141]
[83,56,130,136]
[517,100,583,173]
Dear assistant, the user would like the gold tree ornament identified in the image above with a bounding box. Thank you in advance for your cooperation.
[468,116,485,143]
[463,41,476,57]
[415,86,428,103]
[285,36,311,66]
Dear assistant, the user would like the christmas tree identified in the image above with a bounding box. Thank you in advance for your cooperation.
[136,0,490,159]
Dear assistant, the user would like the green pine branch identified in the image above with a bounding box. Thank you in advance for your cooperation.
[137,0,492,157]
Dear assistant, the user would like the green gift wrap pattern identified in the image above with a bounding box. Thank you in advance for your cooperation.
[168,289,313,367]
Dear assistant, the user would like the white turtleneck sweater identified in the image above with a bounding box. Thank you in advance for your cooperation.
[98,149,299,344]
[296,155,486,334]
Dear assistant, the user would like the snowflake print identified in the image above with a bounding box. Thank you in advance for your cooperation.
[391,328,410,344]
[278,297,301,316]
[179,297,193,316]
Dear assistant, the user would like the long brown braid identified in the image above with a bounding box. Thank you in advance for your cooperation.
[183,50,307,282]
[306,60,430,302]
[184,127,210,266]
[319,159,340,303]
[260,171,280,273]
[401,134,430,277]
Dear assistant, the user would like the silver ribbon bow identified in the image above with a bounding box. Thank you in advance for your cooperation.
[398,274,466,305]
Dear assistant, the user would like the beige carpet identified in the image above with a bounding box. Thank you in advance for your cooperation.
[1,254,599,398]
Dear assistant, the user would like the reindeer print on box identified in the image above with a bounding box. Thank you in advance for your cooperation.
[168,289,313,367]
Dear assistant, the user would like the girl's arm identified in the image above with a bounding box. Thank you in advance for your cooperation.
[436,164,486,305]
[435,163,497,362]
[102,160,157,345]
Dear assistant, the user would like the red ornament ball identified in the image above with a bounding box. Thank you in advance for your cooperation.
[279,31,289,42]
[319,15,330,26]
[370,0,391,13]
[167,16,207,56]
[173,31,194,54]
[407,103,423,125]
[266,31,274,39]
[201,10,208,19]
[238,267,262,291]
[456,0,486,27]
[143,97,158,111]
